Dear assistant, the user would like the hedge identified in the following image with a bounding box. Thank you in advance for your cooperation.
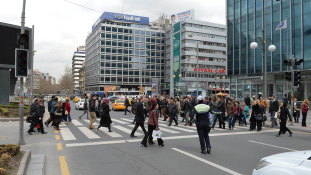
[0,107,9,117]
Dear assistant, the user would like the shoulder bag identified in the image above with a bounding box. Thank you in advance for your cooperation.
[255,113,263,121]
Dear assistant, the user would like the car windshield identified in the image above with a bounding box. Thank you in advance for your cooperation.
[80,99,85,102]
[116,100,124,103]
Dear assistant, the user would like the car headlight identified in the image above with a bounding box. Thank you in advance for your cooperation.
[255,160,271,170]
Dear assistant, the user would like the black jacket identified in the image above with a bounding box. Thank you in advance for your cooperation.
[100,103,112,125]
[245,97,250,106]
[125,99,130,107]
[214,100,225,113]
[168,103,177,116]
[30,102,40,117]
[84,101,88,110]
[279,106,292,122]
[161,99,168,108]
[38,105,45,118]
[89,99,96,112]
[182,101,191,112]
[269,100,279,112]
[190,99,197,110]
[135,102,145,123]
[47,99,53,112]
[250,104,262,122]
[157,99,162,109]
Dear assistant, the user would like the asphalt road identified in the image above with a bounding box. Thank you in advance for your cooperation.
[1,101,311,175]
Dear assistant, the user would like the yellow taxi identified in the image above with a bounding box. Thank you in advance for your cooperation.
[112,99,126,111]
[73,97,82,103]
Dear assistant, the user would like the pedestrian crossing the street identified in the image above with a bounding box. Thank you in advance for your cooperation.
[52,116,249,144]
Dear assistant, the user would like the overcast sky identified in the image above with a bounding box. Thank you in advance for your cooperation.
[0,0,225,81]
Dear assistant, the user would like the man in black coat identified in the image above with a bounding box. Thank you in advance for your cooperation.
[162,97,168,121]
[292,98,300,123]
[245,95,251,107]
[269,95,279,128]
[28,101,47,135]
[44,96,55,127]
[124,96,131,115]
[130,98,147,137]
[168,97,178,126]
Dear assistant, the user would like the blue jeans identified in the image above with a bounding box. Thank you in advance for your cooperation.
[176,114,179,120]
[68,114,72,121]
[211,114,223,128]
[125,106,131,114]
[210,114,216,125]
[241,115,247,125]
[227,115,234,129]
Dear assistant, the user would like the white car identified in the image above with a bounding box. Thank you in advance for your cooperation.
[252,150,311,175]
[75,99,86,110]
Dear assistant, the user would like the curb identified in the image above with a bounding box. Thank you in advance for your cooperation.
[17,149,31,175]
[0,118,26,122]
[26,154,46,175]
[263,124,311,133]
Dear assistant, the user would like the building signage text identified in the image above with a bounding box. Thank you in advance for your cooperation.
[194,68,226,73]
[114,14,140,22]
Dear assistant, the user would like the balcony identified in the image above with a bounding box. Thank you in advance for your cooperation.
[182,51,226,59]
[180,59,226,66]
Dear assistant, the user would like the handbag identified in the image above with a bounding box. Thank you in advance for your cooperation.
[255,114,263,121]
[26,116,34,123]
[65,110,68,115]
[246,111,250,116]
[152,130,162,139]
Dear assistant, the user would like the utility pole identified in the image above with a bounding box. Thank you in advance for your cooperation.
[18,0,27,145]
[196,42,199,96]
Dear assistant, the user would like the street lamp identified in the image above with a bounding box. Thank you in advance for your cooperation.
[250,30,276,98]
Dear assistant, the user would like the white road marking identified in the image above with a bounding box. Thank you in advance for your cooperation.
[111,118,128,124]
[99,128,123,138]
[78,127,100,139]
[120,118,134,122]
[248,140,297,151]
[113,125,142,136]
[172,148,242,175]
[83,119,98,126]
[158,124,196,133]
[66,140,126,147]
[71,120,83,126]
[127,125,180,134]
[60,128,76,141]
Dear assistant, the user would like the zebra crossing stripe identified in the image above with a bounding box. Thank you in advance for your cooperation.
[83,119,99,126]
[60,128,76,141]
[120,118,133,122]
[99,128,123,137]
[158,124,196,133]
[113,125,143,136]
[78,127,100,139]
[71,120,83,126]
[111,118,128,124]
[127,125,180,134]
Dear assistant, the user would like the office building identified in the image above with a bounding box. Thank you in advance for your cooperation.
[226,0,311,101]
[85,12,165,95]
[72,46,85,93]
[164,18,228,96]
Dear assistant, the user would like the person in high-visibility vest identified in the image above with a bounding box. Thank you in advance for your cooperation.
[192,96,212,154]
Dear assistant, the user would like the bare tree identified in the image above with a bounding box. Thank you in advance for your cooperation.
[59,66,75,95]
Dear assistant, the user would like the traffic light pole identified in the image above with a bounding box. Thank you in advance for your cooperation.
[18,0,27,145]
[290,55,294,117]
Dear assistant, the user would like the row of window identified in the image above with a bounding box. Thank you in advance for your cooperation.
[182,23,226,32]
[101,41,165,50]
[182,31,227,40]
[101,77,157,83]
[182,39,226,47]
[101,48,164,56]
[101,55,165,63]
[105,21,151,29]
[101,62,164,69]
[184,73,227,79]
[102,26,164,37]
[166,63,225,70]
[181,56,226,63]
[182,47,226,55]
[101,34,165,43]
[101,70,164,76]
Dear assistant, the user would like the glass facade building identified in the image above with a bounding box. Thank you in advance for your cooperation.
[85,12,165,93]
[227,0,311,101]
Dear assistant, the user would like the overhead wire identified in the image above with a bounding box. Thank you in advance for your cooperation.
[63,0,103,13]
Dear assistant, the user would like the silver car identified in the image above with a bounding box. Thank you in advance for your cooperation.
[75,99,86,110]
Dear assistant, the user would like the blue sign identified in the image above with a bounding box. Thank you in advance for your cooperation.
[92,12,149,32]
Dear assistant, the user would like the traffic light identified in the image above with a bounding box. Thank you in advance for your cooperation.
[15,49,29,77]
[17,33,29,45]
[285,72,291,82]
[283,59,292,66]
[295,59,303,66]
[293,71,300,86]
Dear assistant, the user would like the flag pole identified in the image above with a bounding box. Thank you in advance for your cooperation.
[286,15,288,97]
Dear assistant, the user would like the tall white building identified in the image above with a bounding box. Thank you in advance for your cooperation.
[72,46,85,93]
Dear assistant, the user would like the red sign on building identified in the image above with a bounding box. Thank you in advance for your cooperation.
[194,68,226,73]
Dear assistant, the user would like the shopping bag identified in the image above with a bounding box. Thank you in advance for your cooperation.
[152,130,162,139]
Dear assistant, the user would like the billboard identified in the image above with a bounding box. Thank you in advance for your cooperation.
[170,9,194,26]
[173,22,181,82]
[151,82,157,96]
[92,12,149,32]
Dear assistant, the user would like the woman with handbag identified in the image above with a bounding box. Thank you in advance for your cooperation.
[276,101,293,137]
[301,99,309,127]
[54,101,63,130]
[141,102,164,147]
[241,101,249,126]
[249,100,262,131]
[96,98,113,133]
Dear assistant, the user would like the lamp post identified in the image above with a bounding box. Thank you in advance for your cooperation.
[250,30,276,98]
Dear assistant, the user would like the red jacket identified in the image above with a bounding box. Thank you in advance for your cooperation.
[149,98,157,111]
[302,103,309,114]
[65,102,71,115]
[148,110,159,128]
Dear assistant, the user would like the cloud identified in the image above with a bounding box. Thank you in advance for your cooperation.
[0,0,225,81]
